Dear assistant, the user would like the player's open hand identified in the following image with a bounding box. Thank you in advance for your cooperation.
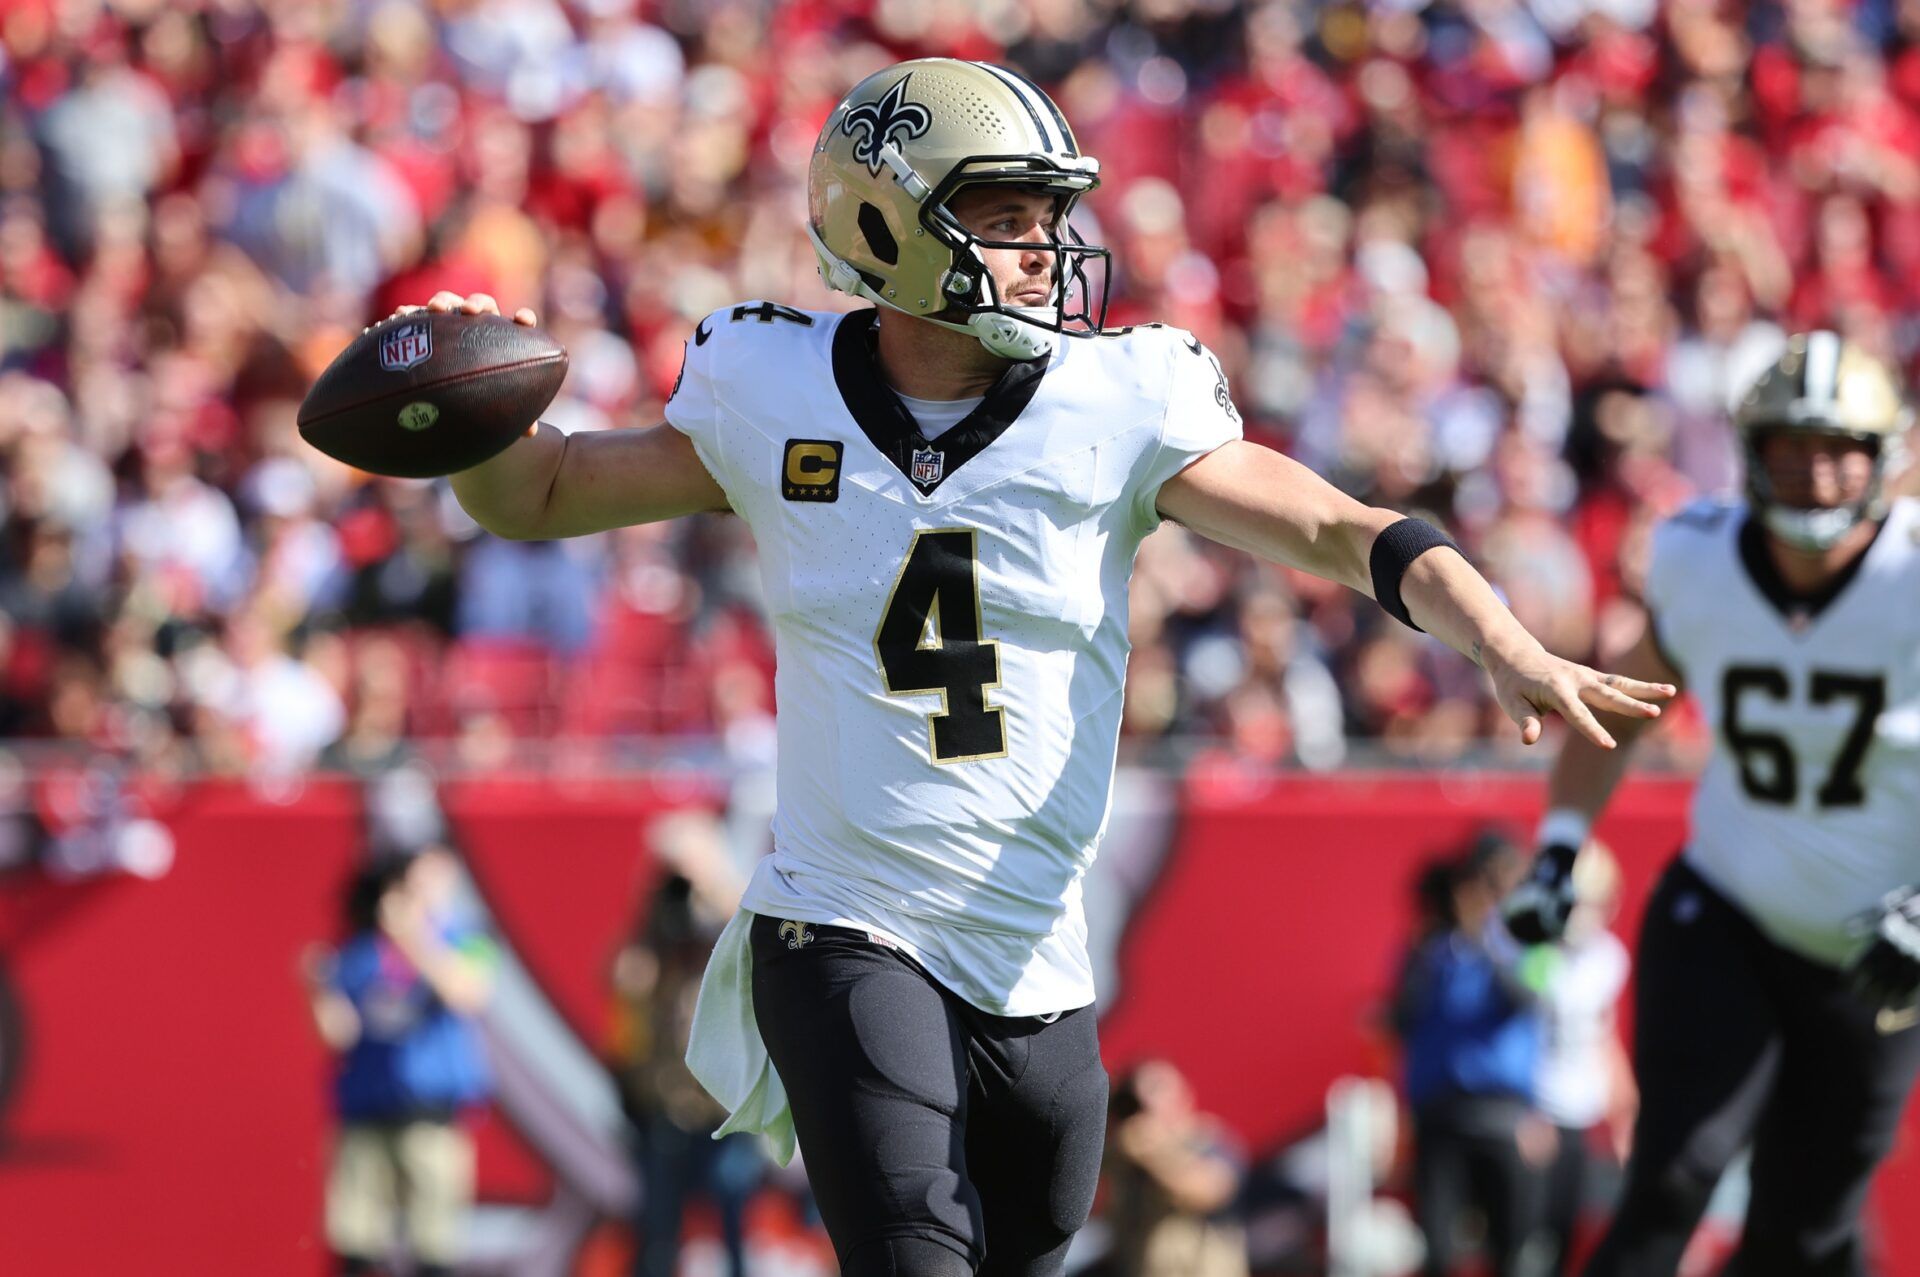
[384,292,539,327]
[1483,643,1675,749]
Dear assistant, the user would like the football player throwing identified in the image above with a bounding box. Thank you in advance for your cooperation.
[423,60,1672,1277]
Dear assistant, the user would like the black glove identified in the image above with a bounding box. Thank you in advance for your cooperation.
[1503,842,1580,946]
[1849,885,1920,1013]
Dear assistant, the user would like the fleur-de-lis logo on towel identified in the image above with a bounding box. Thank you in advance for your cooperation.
[840,76,933,177]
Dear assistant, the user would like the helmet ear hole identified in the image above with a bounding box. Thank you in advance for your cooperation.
[857,203,899,266]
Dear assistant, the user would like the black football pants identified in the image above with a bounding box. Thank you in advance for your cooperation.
[1583,859,1920,1277]
[749,914,1108,1277]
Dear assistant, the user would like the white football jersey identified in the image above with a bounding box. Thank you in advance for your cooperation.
[667,304,1241,1015]
[1647,496,1920,966]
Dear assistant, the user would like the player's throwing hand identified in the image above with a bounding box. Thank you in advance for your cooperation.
[386,291,539,327]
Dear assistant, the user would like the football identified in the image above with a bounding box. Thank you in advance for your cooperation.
[298,312,569,478]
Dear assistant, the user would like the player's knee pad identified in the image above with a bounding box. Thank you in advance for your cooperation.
[842,1233,977,1277]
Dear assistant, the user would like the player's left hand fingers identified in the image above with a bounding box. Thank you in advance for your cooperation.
[1541,680,1617,750]
[512,307,537,326]
[1586,671,1675,714]
[1581,675,1668,720]
[1488,677,1545,746]
[459,292,500,315]
[1608,674,1677,701]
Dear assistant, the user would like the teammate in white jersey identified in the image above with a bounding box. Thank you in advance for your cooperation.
[424,59,1671,1277]
[1505,333,1920,1276]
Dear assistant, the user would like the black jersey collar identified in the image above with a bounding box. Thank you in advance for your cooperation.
[1736,511,1884,626]
[830,309,1049,496]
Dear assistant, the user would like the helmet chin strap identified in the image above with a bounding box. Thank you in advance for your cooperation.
[949,242,1059,359]
[956,308,1055,360]
[806,222,1058,360]
[880,305,1055,360]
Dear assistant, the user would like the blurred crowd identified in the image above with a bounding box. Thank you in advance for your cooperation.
[4,0,1919,776]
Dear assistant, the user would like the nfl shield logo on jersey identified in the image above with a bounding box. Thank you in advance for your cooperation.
[911,447,945,486]
[380,320,432,371]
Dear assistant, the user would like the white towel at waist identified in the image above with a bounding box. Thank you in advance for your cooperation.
[684,909,796,1164]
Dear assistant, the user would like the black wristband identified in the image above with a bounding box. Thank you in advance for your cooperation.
[1369,517,1460,632]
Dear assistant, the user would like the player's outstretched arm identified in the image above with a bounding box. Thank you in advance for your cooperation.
[1156,439,1675,749]
[407,293,730,539]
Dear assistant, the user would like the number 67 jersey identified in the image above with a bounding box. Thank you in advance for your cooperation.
[1649,497,1920,966]
[667,304,1240,1016]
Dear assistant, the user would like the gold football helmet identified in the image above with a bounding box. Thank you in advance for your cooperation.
[1733,331,1912,549]
[806,59,1107,361]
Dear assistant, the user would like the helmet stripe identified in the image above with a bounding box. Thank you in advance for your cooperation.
[1805,330,1841,409]
[973,61,1056,152]
[995,62,1078,157]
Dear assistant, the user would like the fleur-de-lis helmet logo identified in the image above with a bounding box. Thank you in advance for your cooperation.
[839,75,933,178]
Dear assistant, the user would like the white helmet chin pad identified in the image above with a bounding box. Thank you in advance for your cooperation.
[1761,503,1868,551]
[965,308,1055,360]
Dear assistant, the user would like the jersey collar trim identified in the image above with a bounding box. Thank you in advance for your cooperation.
[1736,511,1884,626]
[831,309,1048,496]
